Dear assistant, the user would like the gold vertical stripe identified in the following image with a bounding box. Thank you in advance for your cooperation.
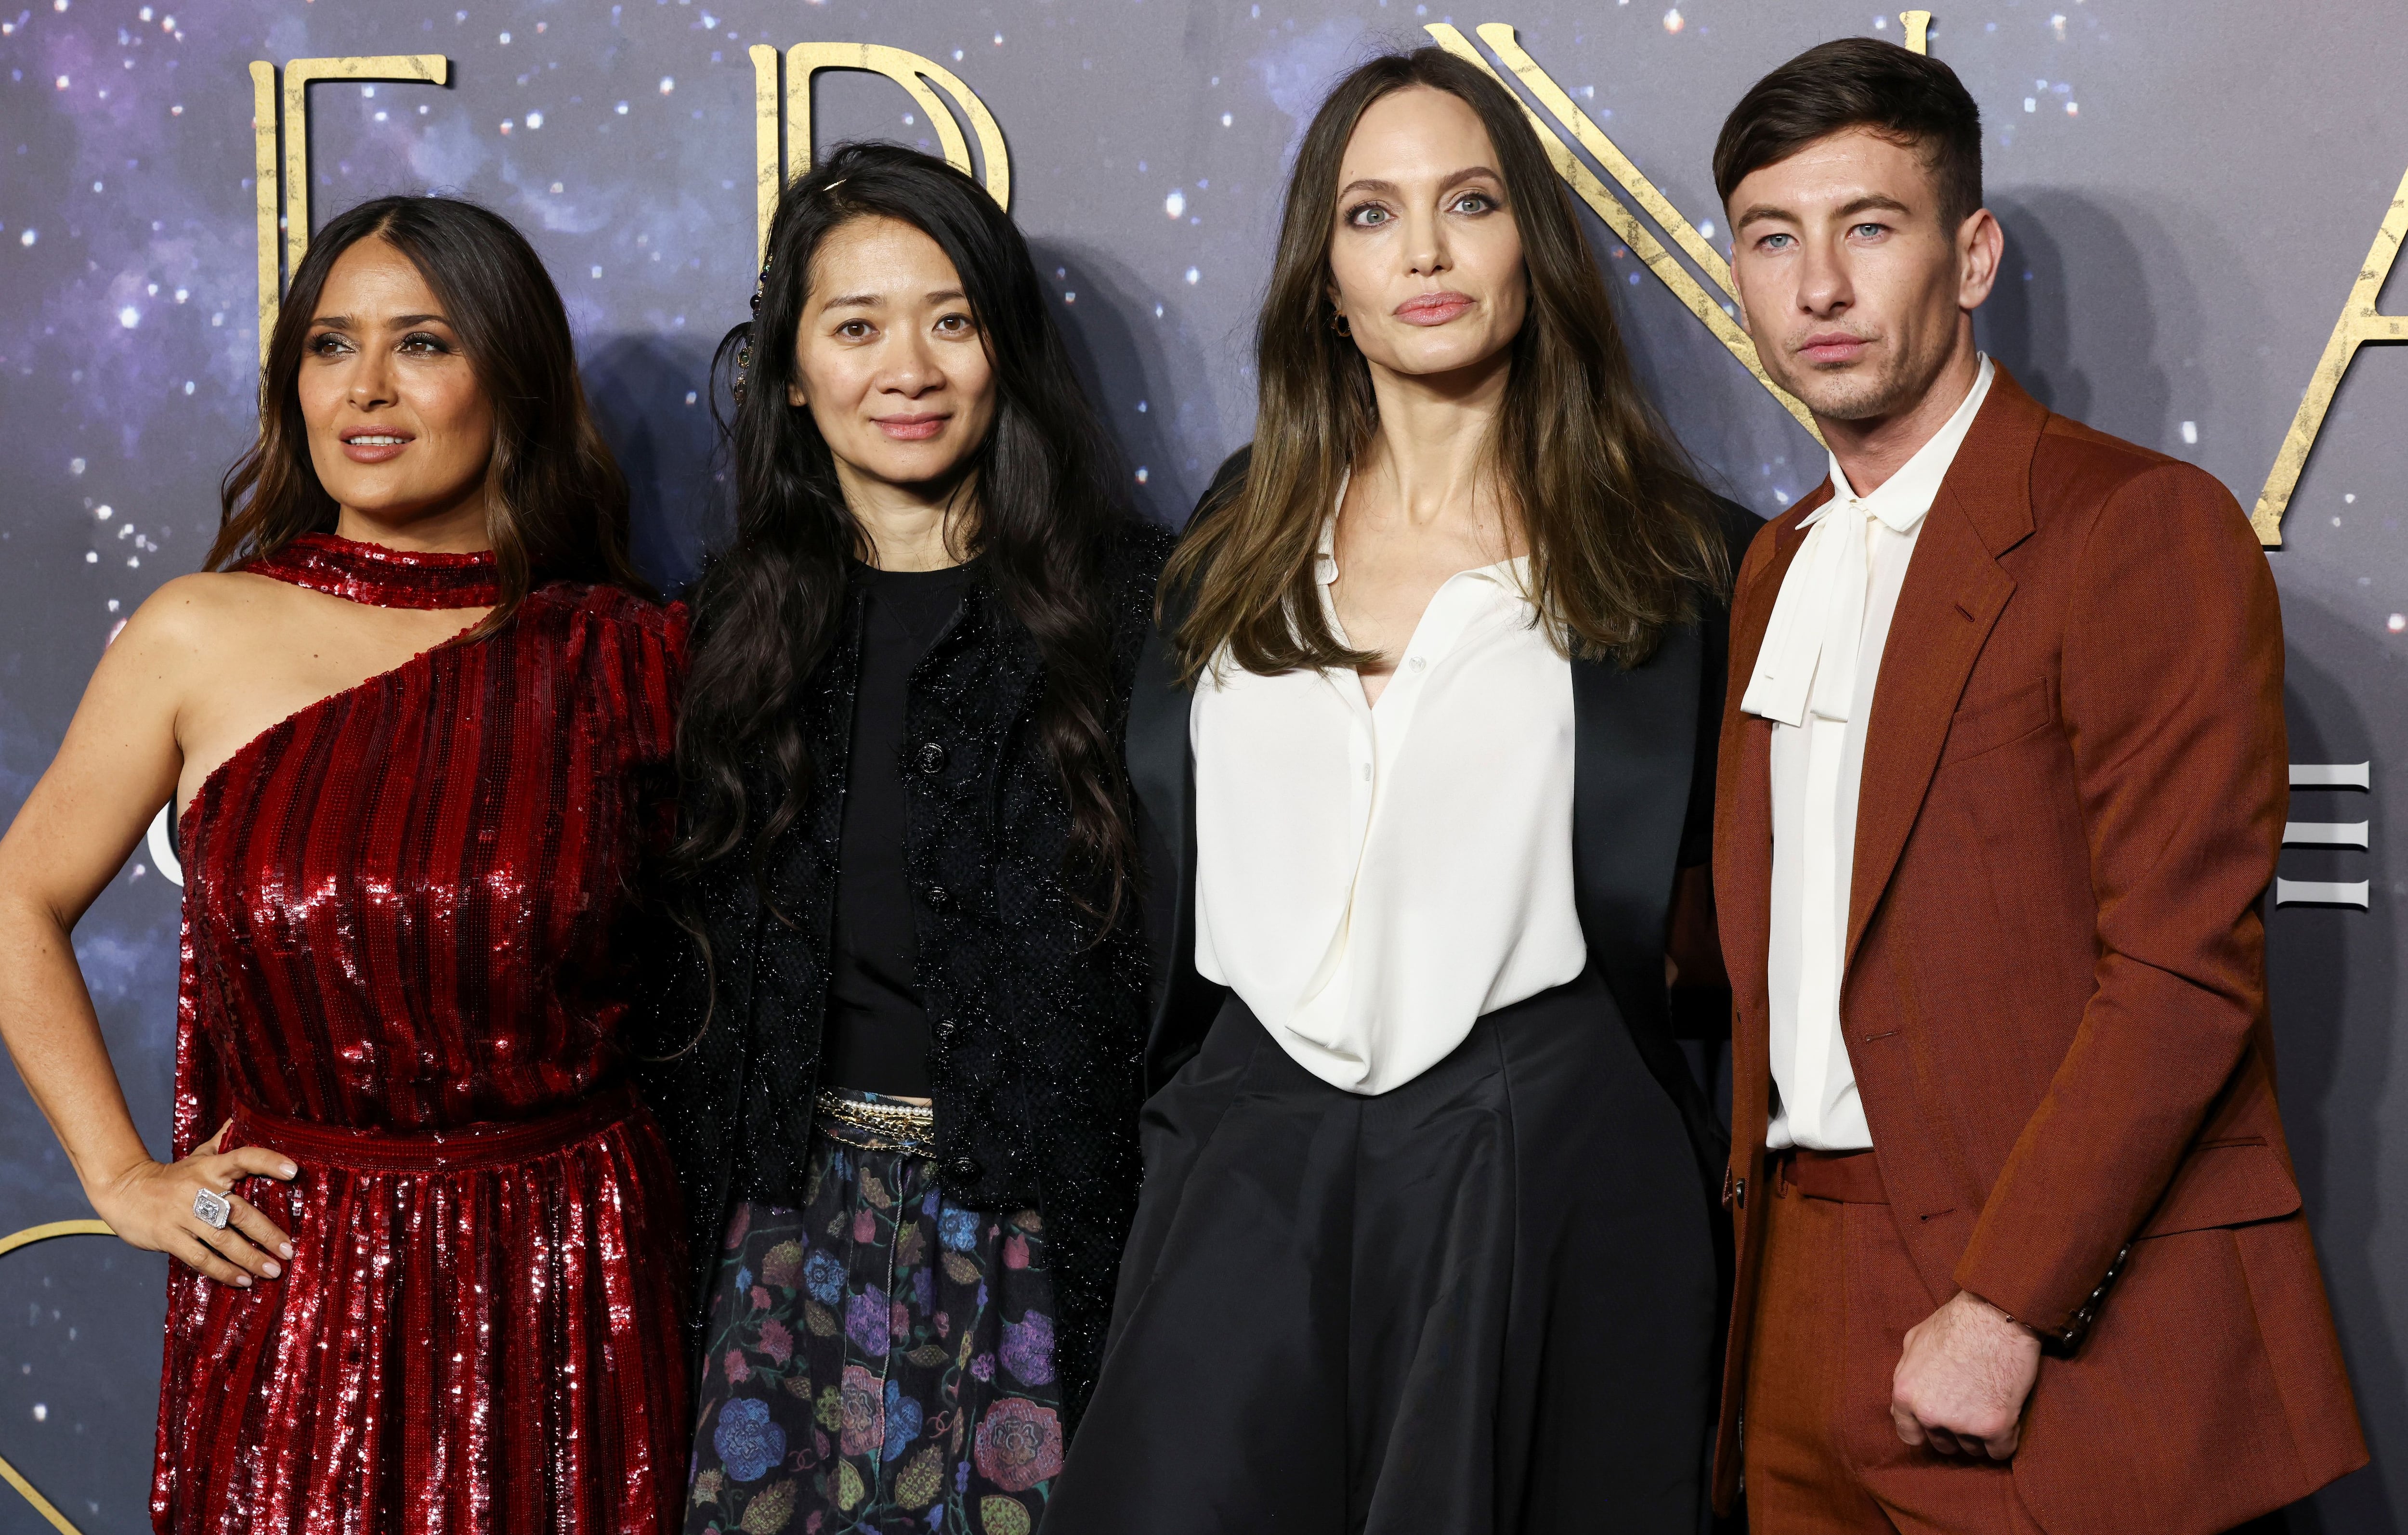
[1900,11,1935,53]
[249,61,280,374]
[1425,25,1822,442]
[2253,163,2408,546]
[751,44,782,268]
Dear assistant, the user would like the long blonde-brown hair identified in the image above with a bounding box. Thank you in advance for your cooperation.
[1168,47,1725,681]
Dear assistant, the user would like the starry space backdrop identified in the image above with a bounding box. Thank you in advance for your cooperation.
[2,0,2406,1529]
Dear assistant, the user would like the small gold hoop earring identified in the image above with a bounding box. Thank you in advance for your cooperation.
[1330,311,1352,338]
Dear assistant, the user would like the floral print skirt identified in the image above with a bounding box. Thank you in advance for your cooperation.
[683,1090,1063,1535]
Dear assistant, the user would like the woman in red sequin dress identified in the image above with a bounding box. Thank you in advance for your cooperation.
[0,196,689,1532]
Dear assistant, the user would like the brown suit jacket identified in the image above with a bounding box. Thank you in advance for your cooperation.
[1710,368,2366,1533]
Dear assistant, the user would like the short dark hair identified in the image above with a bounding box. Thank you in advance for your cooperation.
[1714,37,1984,231]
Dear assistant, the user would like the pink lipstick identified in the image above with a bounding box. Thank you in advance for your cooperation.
[339,426,415,464]
[875,414,947,441]
[1393,291,1475,326]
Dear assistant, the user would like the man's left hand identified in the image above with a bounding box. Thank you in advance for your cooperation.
[1891,1289,2042,1459]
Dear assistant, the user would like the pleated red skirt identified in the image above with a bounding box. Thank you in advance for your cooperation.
[155,1088,690,1534]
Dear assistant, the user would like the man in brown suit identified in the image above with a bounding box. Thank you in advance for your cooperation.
[1706,38,2366,1535]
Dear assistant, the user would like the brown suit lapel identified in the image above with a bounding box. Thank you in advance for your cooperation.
[1844,368,2049,968]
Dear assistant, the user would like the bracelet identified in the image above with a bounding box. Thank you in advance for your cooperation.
[2044,1243,2132,1355]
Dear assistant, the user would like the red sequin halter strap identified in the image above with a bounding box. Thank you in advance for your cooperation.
[244,531,501,610]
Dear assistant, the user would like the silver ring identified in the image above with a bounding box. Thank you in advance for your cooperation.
[192,1188,232,1231]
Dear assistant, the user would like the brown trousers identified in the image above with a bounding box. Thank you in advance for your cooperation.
[1741,1148,2045,1535]
[1740,1151,2300,1535]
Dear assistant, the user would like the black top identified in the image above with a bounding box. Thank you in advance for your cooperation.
[823,560,977,1095]
[638,518,1176,1433]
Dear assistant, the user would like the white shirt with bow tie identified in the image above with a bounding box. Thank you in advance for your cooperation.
[1743,355,1994,1151]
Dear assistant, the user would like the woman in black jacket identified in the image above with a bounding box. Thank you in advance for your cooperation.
[641,143,1169,1535]
[1047,51,1753,1535]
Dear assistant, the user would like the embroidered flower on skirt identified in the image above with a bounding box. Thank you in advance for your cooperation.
[684,1094,1060,1535]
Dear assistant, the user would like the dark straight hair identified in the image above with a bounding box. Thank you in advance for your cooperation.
[212,195,648,634]
[671,142,1138,914]
[1166,47,1727,684]
[1713,37,1985,232]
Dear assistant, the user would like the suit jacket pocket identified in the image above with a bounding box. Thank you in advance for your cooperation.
[2137,1138,2302,1238]
[1939,676,2054,765]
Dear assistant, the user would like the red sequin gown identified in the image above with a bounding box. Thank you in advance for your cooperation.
[154,534,690,1534]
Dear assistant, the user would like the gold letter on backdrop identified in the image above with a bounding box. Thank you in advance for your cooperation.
[0,1223,120,1533]
[2253,164,2408,546]
[1900,11,1935,52]
[248,56,450,368]
[1424,23,1823,442]
[747,43,1009,267]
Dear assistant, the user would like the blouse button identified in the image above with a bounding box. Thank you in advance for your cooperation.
[1408,655,1427,673]
[915,741,948,776]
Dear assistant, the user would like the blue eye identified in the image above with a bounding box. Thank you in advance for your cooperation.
[1347,203,1391,228]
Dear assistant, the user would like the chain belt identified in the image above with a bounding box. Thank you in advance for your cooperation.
[814,1088,938,1155]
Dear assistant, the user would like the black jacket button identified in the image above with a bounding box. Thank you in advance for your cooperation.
[925,885,952,910]
[946,1156,981,1182]
[915,741,948,776]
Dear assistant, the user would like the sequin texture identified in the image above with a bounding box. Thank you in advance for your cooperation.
[153,534,692,1534]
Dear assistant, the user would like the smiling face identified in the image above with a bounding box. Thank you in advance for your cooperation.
[1326,85,1528,384]
[787,215,998,505]
[297,237,497,542]
[1726,126,1999,424]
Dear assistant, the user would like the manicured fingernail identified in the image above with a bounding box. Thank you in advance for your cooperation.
[279,1243,294,1259]
[261,1261,280,1278]
[280,1164,297,1178]
[236,1275,252,1288]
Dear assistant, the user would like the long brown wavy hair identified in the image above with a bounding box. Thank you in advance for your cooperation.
[212,195,649,634]
[1168,47,1725,681]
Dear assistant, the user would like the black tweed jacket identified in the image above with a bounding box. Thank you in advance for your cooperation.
[637,516,1176,1431]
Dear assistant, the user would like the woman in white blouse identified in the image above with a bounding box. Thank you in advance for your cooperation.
[1047,48,1755,1535]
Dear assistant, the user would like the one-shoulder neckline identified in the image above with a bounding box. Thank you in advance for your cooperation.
[178,614,482,834]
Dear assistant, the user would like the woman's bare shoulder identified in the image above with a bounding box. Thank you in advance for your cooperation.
[105,571,302,680]
[121,571,290,642]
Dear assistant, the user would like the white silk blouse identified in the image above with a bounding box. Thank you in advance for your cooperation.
[1189,519,1587,1096]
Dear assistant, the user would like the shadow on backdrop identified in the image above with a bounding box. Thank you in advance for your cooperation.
[1031,238,1212,531]
[1977,187,2249,464]
[584,331,726,597]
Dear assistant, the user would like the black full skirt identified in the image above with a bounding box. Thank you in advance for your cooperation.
[1045,969,1718,1535]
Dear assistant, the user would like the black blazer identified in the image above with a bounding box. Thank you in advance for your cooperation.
[638,519,1176,1431]
[1128,449,1759,1197]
